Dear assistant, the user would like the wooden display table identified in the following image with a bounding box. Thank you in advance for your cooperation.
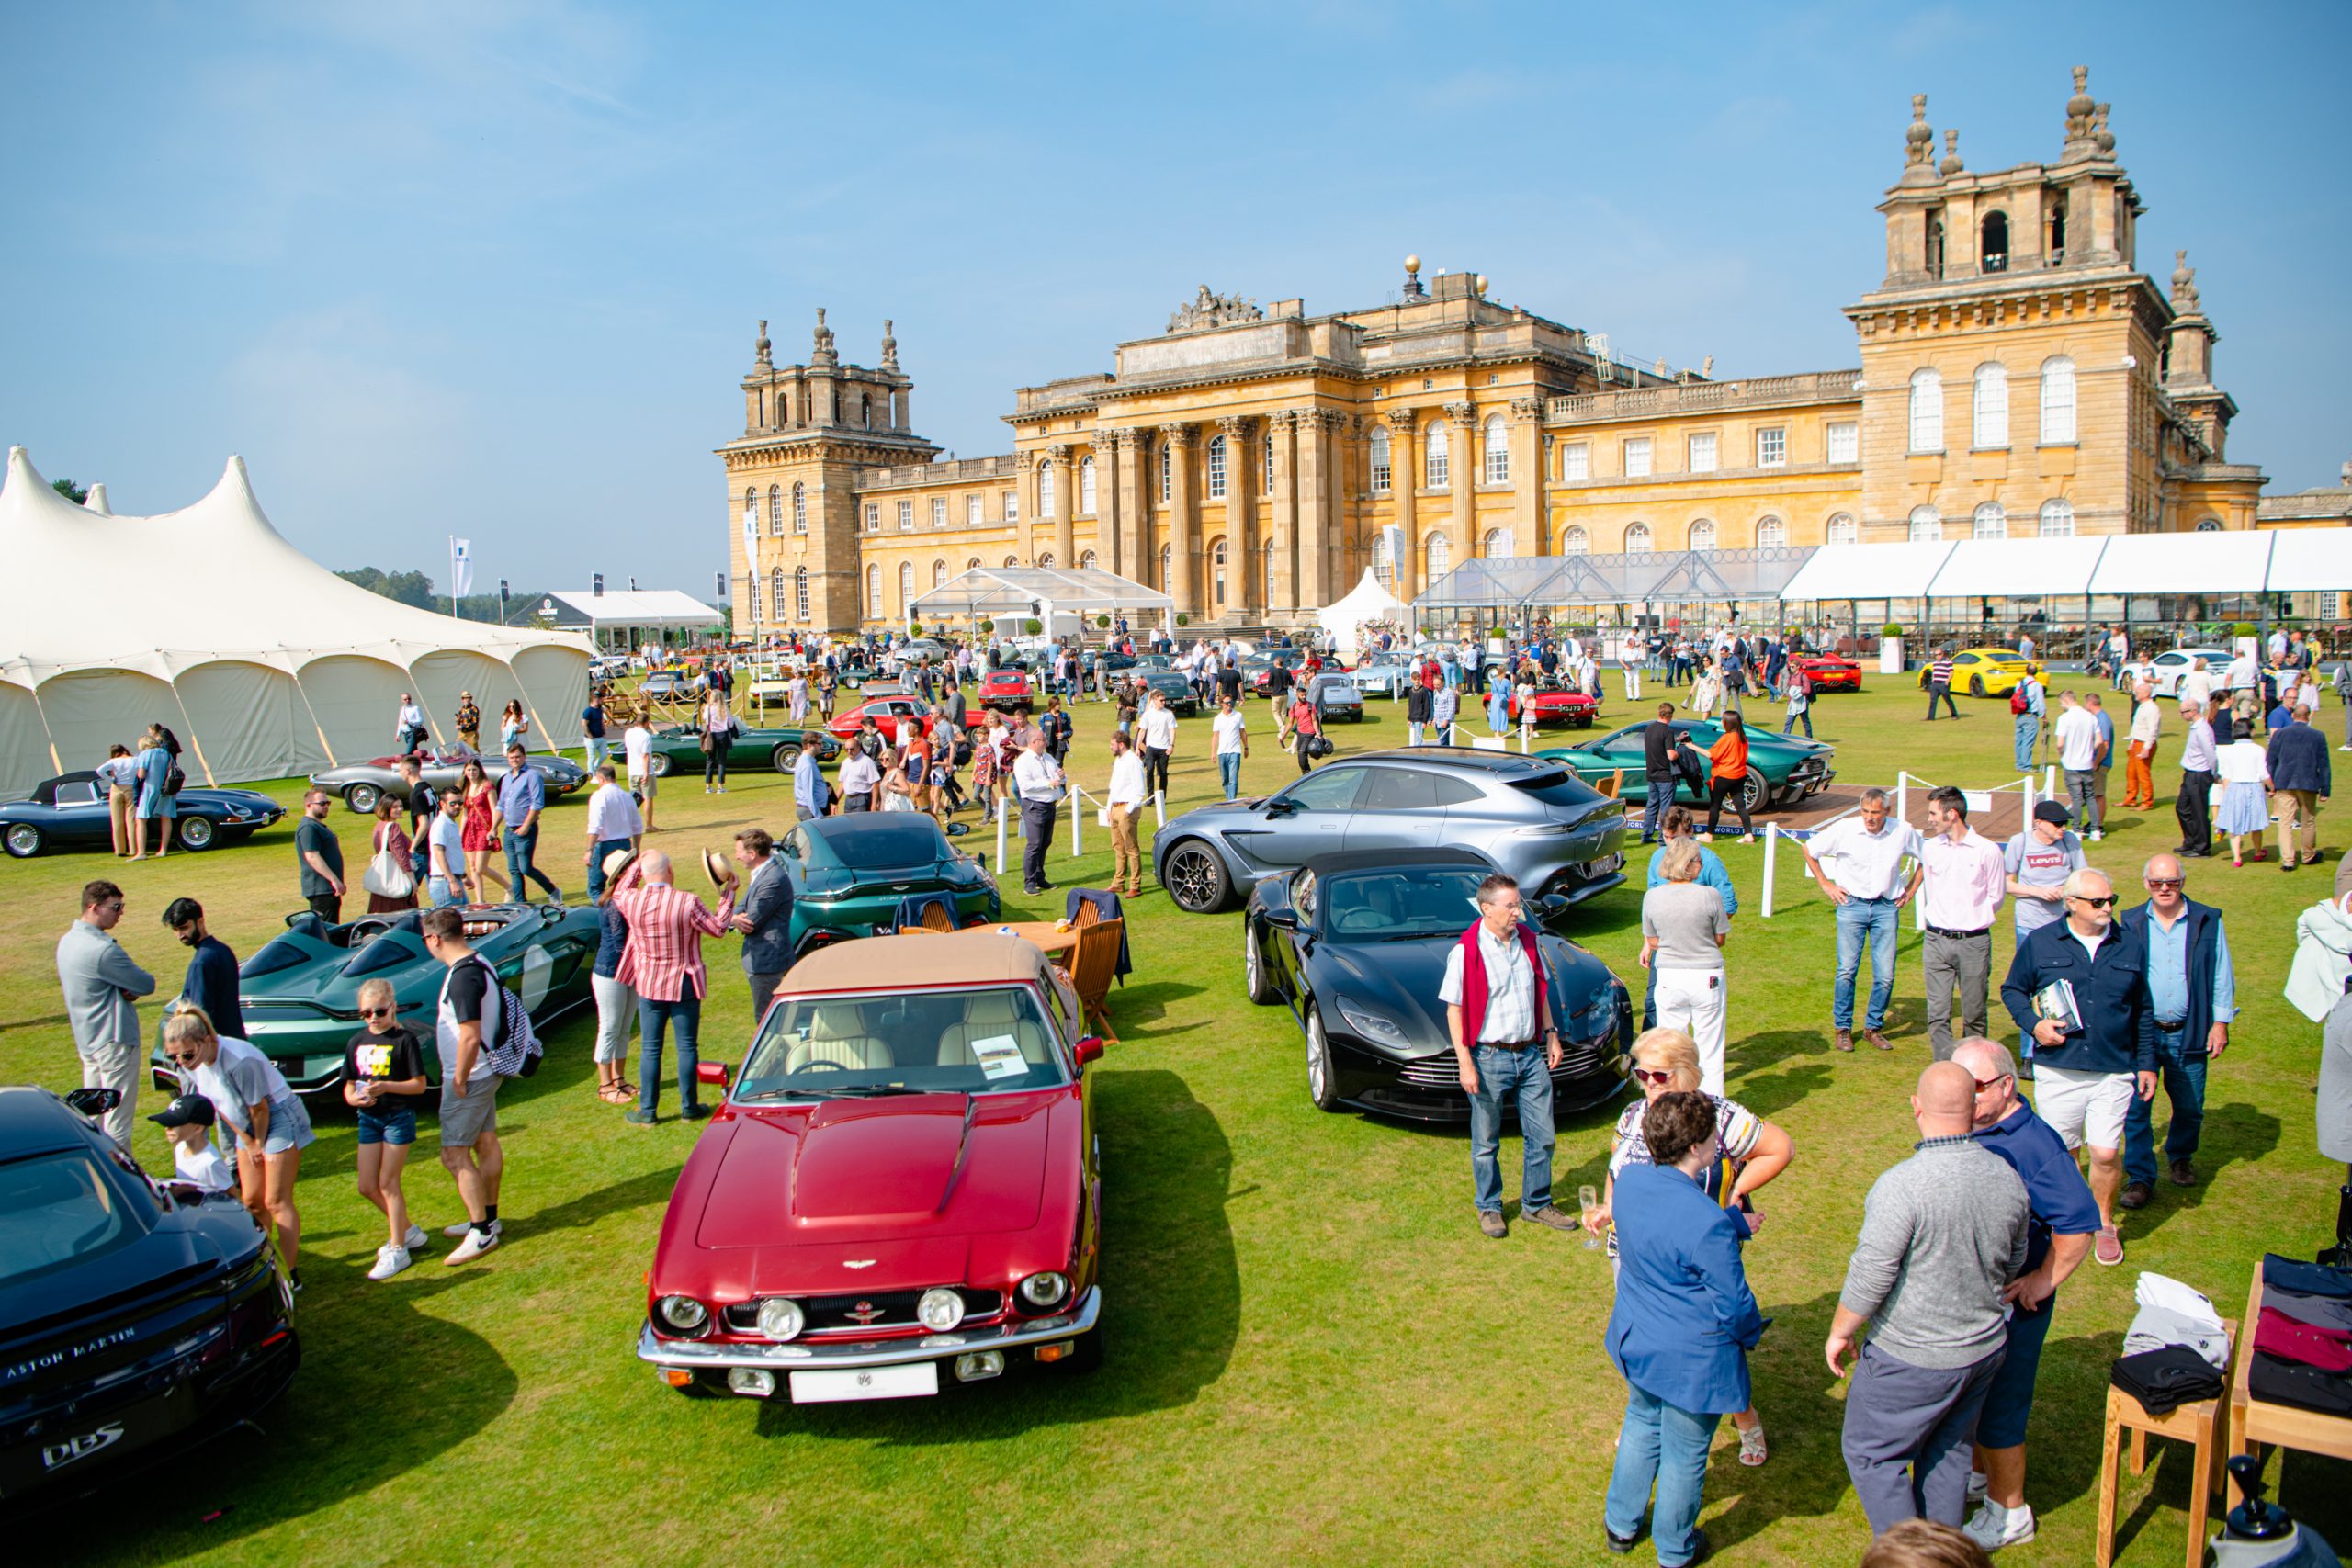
[2095,1314,2236,1568]
[2231,1266,2352,1470]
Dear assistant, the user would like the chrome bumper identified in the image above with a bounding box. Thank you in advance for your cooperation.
[637,1288,1100,1371]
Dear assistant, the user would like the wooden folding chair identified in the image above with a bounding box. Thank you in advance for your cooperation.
[919,902,956,932]
[1067,917,1123,1042]
[1595,767,1623,800]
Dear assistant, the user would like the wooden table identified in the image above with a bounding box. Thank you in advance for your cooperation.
[990,920,1080,964]
[2231,1263,2352,1469]
[2095,1315,2236,1568]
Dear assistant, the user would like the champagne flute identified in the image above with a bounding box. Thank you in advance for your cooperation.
[1578,1183,1602,1251]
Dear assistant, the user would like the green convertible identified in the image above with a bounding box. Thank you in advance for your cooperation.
[640,721,841,776]
[1537,716,1837,817]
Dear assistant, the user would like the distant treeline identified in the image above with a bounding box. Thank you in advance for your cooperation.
[336,566,546,624]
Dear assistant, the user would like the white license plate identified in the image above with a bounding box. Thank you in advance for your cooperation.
[1583,852,1624,878]
[788,1362,940,1404]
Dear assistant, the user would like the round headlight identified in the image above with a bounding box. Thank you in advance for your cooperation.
[1018,1271,1072,1310]
[754,1297,804,1342]
[656,1294,708,1334]
[917,1287,966,1331]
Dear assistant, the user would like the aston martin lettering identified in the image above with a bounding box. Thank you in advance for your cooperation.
[3,1325,137,1384]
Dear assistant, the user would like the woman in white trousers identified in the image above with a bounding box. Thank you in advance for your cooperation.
[1639,840,1732,1095]
[590,851,639,1105]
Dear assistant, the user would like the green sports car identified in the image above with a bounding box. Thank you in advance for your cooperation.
[1537,717,1837,817]
[641,721,842,776]
[150,902,604,1094]
[781,813,1001,957]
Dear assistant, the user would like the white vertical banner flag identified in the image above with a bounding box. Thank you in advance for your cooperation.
[742,502,757,564]
[449,536,474,597]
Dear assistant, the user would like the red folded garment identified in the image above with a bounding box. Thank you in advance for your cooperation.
[2257,1306,2352,1372]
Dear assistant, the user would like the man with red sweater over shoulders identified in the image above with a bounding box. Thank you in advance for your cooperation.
[1440,872,1572,1239]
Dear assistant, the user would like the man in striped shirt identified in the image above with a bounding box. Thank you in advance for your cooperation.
[1926,648,1960,721]
[613,852,738,1124]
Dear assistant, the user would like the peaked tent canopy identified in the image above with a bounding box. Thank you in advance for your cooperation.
[0,446,593,799]
[1319,569,1407,654]
[908,565,1171,624]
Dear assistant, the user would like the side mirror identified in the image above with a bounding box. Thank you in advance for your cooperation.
[65,1086,122,1119]
[1073,1035,1105,1068]
[1261,908,1297,931]
[695,1061,733,1089]
[1537,894,1570,921]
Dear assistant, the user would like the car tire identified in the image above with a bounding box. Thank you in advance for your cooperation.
[1969,676,1985,697]
[344,782,381,813]
[647,752,672,778]
[4,822,43,858]
[1245,921,1279,1005]
[1305,1003,1341,1112]
[1741,773,1767,818]
[772,745,797,773]
[1163,840,1230,914]
[175,816,217,852]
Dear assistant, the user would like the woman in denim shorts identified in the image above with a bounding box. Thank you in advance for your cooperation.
[343,978,431,1280]
[164,1003,316,1292]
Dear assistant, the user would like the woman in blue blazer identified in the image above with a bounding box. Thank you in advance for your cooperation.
[1602,1091,1768,1565]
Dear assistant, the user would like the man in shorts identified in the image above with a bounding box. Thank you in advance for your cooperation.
[423,907,506,1264]
[1997,868,2156,1267]
[623,716,658,832]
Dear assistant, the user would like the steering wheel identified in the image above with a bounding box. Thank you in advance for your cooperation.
[1334,908,1387,934]
[346,918,393,943]
[794,1057,850,1073]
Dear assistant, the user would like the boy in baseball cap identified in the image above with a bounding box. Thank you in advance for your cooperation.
[148,1093,233,1193]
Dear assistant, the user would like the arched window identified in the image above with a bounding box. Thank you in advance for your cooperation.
[1562,525,1589,554]
[1080,456,1096,514]
[1908,505,1942,543]
[2038,499,2075,537]
[1980,210,2009,274]
[2194,515,2223,533]
[1424,529,1451,581]
[1972,502,2007,539]
[860,392,872,427]
[770,569,783,621]
[933,559,947,588]
[1756,515,1787,549]
[1371,529,1395,590]
[1688,518,1717,552]
[2040,356,2076,444]
[1038,552,1056,569]
[1425,423,1450,490]
[1826,512,1859,546]
[1369,426,1392,493]
[1483,528,1510,559]
[794,566,809,621]
[1973,363,2008,449]
[1210,537,1227,602]
[1039,461,1057,520]
[791,481,807,534]
[1080,550,1098,569]
[1205,436,1227,500]
[1624,522,1653,553]
[898,562,914,612]
[1158,441,1171,504]
[966,557,980,570]
[1909,367,1943,452]
[744,487,757,523]
[1159,544,1171,588]
[866,564,880,615]
[1003,556,1019,569]
[768,484,784,536]
[1482,414,1509,484]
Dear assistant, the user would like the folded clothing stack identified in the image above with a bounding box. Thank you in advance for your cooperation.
[2125,1270,2232,1371]
[2112,1345,2226,1416]
[2251,1254,2352,1417]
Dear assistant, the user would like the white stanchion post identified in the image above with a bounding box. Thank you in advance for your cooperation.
[995,801,1008,872]
[1153,788,1165,829]
[2021,773,2035,818]
[1761,822,1779,918]
[1069,786,1083,856]
[2045,762,2058,800]
[1895,771,1909,828]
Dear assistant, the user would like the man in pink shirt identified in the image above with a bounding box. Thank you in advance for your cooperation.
[613,851,737,1124]
[1918,786,2008,1062]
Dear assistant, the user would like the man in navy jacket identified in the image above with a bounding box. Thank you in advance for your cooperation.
[729,827,795,1026]
[2000,867,2156,1267]
[2266,705,2332,870]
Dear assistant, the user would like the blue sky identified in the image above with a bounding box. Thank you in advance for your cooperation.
[5,2,2344,592]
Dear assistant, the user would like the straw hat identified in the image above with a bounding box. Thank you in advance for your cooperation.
[701,847,732,887]
[601,847,639,884]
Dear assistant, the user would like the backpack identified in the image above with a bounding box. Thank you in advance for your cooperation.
[2009,683,2030,716]
[448,955,544,1078]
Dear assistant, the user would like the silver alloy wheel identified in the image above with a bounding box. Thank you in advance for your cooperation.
[176,816,216,850]
[648,751,672,777]
[1741,772,1767,816]
[1306,1005,1338,1111]
[1245,922,1260,994]
[4,822,42,857]
[345,782,381,813]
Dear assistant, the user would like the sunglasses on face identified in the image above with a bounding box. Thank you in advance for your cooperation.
[1633,1067,1675,1086]
[1973,1075,2012,1093]
[166,1050,200,1065]
[2071,894,2119,908]
[2145,878,2184,890]
[359,1007,392,1019]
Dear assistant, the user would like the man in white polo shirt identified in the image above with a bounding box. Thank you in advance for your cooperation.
[622,717,658,832]
[1805,787,1923,1054]
[2053,691,2104,842]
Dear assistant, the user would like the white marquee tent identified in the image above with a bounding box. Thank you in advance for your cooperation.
[1319,569,1406,655]
[0,446,593,799]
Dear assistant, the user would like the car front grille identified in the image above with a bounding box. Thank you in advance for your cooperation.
[1396,1036,1607,1087]
[721,1286,1003,1337]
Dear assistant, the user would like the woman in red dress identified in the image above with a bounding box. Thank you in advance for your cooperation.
[459,759,511,899]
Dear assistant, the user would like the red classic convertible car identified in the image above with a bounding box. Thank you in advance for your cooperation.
[637,932,1105,1403]
[1506,683,1600,728]
[1792,654,1863,693]
[975,668,1035,710]
[825,694,939,742]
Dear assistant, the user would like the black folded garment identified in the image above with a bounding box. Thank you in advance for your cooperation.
[2264,1254,2352,1301]
[2112,1345,2226,1415]
[2249,1351,2352,1418]
[2266,1284,2352,1336]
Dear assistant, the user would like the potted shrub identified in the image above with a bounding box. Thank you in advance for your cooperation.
[1095,614,1110,629]
[1023,617,1043,636]
[1878,621,1906,675]
[907,620,922,637]
[1176,613,1190,628]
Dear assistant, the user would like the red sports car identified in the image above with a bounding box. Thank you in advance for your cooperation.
[975,668,1035,710]
[826,694,938,742]
[637,932,1105,1403]
[1793,654,1863,693]
[1506,684,1601,728]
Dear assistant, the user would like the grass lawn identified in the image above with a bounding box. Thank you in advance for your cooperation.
[9,677,2346,1565]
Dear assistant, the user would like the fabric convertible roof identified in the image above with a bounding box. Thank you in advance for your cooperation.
[0,446,592,799]
[909,565,1171,617]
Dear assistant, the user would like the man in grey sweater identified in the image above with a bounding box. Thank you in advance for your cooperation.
[55,878,156,1149]
[1826,1061,2031,1534]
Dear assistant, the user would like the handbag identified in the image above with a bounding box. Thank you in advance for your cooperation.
[362,829,416,899]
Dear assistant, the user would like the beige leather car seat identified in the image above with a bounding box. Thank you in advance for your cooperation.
[785,1004,895,1074]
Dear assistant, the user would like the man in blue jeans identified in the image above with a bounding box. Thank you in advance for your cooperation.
[1439,873,1574,1239]
[496,743,563,904]
[1804,788,1923,1053]
[2116,853,2233,1210]
[2013,668,2044,773]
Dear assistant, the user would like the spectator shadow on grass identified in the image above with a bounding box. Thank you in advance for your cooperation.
[2118,1102,2279,1240]
[750,1065,1239,1443]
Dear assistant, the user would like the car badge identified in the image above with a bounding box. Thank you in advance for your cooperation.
[842,1259,876,1269]
[846,1301,884,1325]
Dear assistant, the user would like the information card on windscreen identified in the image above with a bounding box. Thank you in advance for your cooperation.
[967,1035,1026,1081]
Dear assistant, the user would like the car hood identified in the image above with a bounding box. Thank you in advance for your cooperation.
[1313,931,1611,1054]
[695,1092,1049,1247]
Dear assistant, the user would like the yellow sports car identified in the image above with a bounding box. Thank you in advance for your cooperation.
[1917,647,2033,696]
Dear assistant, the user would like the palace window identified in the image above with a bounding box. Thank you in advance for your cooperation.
[860,392,872,427]
[1562,525,1589,554]
[1973,363,2009,449]
[1080,456,1097,513]
[1003,556,1018,569]
[1080,550,1098,569]
[1908,368,1943,452]
[1688,433,1717,473]
[967,557,980,570]
[1004,489,1019,524]
[770,569,783,619]
[1908,504,1942,543]
[795,567,809,621]
[899,562,914,612]
[1210,539,1226,602]
[1158,442,1171,503]
[897,501,912,532]
[967,494,982,527]
[1424,530,1451,581]
[931,497,946,528]
[933,559,947,588]
[1159,545,1170,588]
[1371,529,1394,590]
[1623,436,1652,477]
[1827,422,1859,465]
[1973,502,2007,540]
[1755,427,1786,468]
[2040,356,2076,444]
[864,502,879,532]
[744,488,757,529]
[1040,461,1057,520]
[1370,426,1392,493]
[1039,552,1056,569]
[1624,522,1653,553]
[866,564,880,615]
[769,484,784,536]
[746,577,761,623]
[1756,515,1787,549]
[1482,414,1509,484]
[1980,210,2009,274]
[1206,436,1227,500]
[1262,431,1274,493]
[2195,516,2222,533]
[793,481,808,534]
[1425,424,1449,490]
[2038,499,2075,537]
[1560,442,1589,481]
[1689,518,1717,552]
[1826,512,1859,545]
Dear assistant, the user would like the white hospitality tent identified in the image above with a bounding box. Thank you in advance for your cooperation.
[0,446,593,799]
[537,588,720,653]
[908,565,1172,634]
[1319,568,1406,655]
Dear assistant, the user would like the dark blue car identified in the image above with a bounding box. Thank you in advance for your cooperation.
[1,772,284,858]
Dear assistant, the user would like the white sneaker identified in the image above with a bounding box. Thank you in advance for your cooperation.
[404,1224,430,1252]
[446,1226,501,1264]
[442,1217,503,1240]
[368,1244,413,1281]
[1962,1501,2036,1551]
[2087,829,2104,840]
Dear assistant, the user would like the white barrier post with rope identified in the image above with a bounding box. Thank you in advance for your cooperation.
[1761,821,1780,918]
[995,797,1008,872]
[1153,788,1165,830]
[1069,783,1086,856]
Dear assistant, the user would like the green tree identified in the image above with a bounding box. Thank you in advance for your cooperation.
[50,477,88,504]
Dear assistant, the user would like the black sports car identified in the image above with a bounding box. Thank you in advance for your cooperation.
[0,1086,298,1509]
[1,773,284,859]
[1242,849,1632,1122]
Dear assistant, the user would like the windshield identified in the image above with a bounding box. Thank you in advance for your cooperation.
[1320,869,1489,941]
[1507,770,1607,808]
[0,1150,150,1287]
[241,935,313,980]
[735,987,1071,1100]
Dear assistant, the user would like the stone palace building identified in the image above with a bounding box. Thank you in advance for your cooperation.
[721,68,2287,636]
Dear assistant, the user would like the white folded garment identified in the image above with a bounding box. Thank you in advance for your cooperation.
[2126,1272,2231,1371]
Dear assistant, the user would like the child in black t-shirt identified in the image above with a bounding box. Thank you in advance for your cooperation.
[344,978,431,1280]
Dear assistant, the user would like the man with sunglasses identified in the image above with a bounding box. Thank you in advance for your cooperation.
[1999,868,2157,1267]
[2116,854,2234,1211]
[1951,1038,2100,1552]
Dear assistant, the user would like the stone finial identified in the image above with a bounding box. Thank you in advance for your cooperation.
[2060,66,2097,159]
[1906,94,1933,163]
[880,318,899,371]
[2094,102,2115,156]
[811,307,836,364]
[2170,249,2201,312]
[754,318,772,367]
[1939,129,1964,178]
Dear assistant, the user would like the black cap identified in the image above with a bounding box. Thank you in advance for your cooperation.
[147,1094,215,1130]
[2033,801,2071,826]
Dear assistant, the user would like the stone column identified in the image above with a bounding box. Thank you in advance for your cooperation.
[1112,429,1145,583]
[1445,400,1476,560]
[1048,442,1075,569]
[1386,408,1419,603]
[1162,423,1197,616]
[1091,431,1120,580]
[1217,415,1254,615]
[1295,408,1330,610]
[1510,398,1544,557]
[1266,412,1296,615]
